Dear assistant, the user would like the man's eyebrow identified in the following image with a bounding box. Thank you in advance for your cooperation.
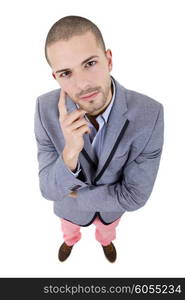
[55,55,99,74]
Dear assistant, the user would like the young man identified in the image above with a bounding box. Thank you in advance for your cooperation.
[34,16,164,263]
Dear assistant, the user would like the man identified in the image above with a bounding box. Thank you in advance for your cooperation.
[34,16,164,263]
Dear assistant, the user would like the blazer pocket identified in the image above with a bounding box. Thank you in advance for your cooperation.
[109,151,129,167]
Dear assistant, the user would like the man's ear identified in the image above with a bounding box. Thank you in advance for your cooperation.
[105,49,113,72]
[52,72,56,80]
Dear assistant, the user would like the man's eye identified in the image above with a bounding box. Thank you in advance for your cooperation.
[59,71,71,78]
[85,60,97,68]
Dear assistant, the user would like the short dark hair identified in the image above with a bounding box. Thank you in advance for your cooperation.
[45,15,106,66]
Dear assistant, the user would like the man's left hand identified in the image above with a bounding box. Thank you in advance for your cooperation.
[69,191,77,198]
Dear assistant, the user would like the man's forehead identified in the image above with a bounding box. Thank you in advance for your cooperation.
[48,32,103,71]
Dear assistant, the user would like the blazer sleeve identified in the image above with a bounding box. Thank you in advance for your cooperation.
[34,97,88,201]
[75,104,164,212]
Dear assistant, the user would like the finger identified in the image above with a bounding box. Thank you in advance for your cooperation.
[64,109,87,126]
[58,89,67,118]
[70,118,89,131]
[76,124,91,135]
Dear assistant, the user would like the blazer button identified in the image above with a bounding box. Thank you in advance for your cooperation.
[70,184,82,191]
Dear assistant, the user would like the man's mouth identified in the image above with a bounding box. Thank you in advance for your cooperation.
[79,91,99,101]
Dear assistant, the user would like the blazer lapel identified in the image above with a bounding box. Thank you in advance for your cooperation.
[82,133,98,167]
[94,79,129,183]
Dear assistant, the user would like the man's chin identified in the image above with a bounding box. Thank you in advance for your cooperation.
[77,101,94,112]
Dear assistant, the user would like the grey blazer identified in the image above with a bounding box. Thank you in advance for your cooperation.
[34,77,164,226]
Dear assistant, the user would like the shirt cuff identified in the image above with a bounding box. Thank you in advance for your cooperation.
[68,161,81,177]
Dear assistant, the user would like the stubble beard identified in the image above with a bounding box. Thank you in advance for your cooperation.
[76,80,111,115]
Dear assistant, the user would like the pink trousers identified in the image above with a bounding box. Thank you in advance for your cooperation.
[60,216,121,246]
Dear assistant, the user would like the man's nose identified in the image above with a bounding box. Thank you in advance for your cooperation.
[73,71,92,92]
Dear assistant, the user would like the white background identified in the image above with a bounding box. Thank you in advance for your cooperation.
[0,0,185,277]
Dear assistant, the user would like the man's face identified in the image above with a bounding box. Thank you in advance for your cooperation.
[47,31,113,115]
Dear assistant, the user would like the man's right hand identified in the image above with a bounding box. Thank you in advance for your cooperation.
[58,89,90,171]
